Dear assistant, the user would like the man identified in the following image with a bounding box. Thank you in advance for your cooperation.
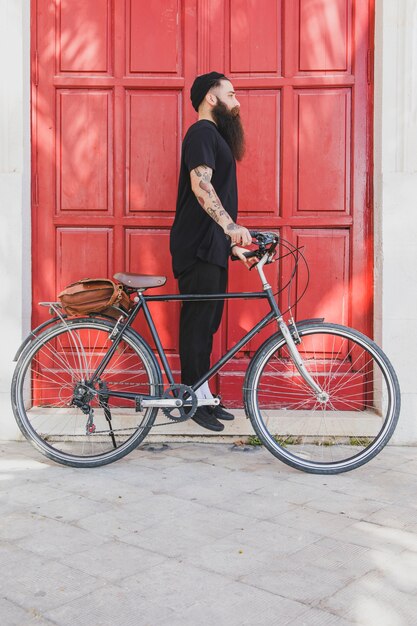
[170,71,253,432]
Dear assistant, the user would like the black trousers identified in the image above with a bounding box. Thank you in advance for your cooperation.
[178,259,227,386]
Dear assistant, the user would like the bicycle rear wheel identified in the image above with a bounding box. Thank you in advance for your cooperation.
[11,318,162,468]
[244,322,400,474]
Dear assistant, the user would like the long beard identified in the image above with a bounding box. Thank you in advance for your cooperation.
[212,99,246,161]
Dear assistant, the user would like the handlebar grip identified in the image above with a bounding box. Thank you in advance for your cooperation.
[231,249,259,262]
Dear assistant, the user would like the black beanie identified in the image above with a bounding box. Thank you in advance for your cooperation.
[190,71,227,112]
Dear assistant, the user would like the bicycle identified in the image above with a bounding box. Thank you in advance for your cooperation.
[11,231,401,474]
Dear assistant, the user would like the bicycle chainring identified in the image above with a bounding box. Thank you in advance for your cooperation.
[161,385,198,422]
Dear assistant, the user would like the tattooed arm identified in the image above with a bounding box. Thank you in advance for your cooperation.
[190,165,252,246]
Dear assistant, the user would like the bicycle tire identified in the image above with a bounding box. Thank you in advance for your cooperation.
[11,317,163,468]
[244,322,400,474]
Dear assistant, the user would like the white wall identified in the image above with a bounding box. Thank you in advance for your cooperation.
[374,0,417,443]
[0,0,30,439]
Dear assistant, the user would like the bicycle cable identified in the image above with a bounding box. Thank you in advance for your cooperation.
[271,237,310,318]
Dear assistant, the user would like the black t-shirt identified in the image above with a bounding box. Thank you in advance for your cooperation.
[170,120,238,278]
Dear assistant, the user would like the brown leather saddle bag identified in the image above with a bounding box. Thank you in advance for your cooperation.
[58,278,132,317]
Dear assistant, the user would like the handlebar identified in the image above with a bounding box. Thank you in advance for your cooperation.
[231,231,279,262]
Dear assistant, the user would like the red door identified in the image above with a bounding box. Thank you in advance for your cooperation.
[32,0,373,404]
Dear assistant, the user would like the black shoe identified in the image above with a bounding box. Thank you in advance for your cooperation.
[191,407,225,432]
[211,404,235,421]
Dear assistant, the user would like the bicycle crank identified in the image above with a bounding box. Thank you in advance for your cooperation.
[161,384,198,422]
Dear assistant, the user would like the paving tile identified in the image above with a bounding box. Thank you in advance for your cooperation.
[158,581,309,626]
[44,583,174,626]
[120,515,230,559]
[119,559,237,612]
[111,492,215,529]
[329,477,402,506]
[210,489,303,520]
[183,536,307,579]
[223,519,323,554]
[0,511,63,542]
[0,454,52,473]
[288,536,373,574]
[368,446,417,471]
[91,462,167,490]
[28,493,115,524]
[240,561,357,607]
[365,503,417,532]
[171,478,259,508]
[251,480,333,507]
[60,539,167,582]
[328,520,417,554]
[0,541,34,566]
[0,553,103,613]
[75,507,154,539]
[0,597,55,626]
[16,520,106,558]
[288,606,354,625]
[50,471,152,504]
[138,462,239,499]
[363,548,417,594]
[270,505,356,536]
[303,490,386,521]
[320,570,417,625]
[391,457,417,475]
[2,481,71,507]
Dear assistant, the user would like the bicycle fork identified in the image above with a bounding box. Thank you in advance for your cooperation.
[257,255,329,403]
[276,318,329,402]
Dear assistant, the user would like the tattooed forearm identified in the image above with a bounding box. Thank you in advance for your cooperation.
[190,164,234,230]
[199,180,212,194]
[206,206,220,223]
[199,181,222,211]
[194,166,212,184]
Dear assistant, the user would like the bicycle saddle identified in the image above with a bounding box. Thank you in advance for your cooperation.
[114,272,167,289]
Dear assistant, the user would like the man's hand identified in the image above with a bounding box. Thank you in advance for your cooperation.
[232,245,258,269]
[226,224,252,246]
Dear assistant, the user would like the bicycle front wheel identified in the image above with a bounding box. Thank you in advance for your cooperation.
[244,322,400,474]
[11,318,162,468]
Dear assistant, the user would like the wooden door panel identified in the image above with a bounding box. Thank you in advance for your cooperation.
[57,228,114,291]
[128,0,180,74]
[57,90,113,214]
[58,0,111,73]
[127,91,180,214]
[230,0,282,74]
[298,0,351,73]
[292,229,350,326]
[294,89,351,214]
[237,90,280,216]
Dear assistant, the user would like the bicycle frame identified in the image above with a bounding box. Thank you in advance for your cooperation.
[88,255,326,406]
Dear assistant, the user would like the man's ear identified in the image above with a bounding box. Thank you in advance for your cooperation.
[205,92,217,107]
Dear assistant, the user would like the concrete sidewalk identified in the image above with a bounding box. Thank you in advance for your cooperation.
[0,442,417,626]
